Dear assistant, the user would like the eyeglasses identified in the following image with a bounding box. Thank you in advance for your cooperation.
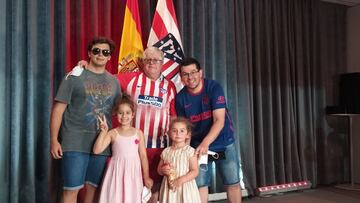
[91,48,112,57]
[181,70,200,78]
[143,58,163,64]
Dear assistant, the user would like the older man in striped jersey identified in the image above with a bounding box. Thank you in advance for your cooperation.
[117,47,177,202]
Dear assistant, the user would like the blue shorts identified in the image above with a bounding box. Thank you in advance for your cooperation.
[196,143,240,187]
[62,151,107,190]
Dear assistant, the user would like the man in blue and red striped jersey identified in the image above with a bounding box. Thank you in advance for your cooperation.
[176,57,242,203]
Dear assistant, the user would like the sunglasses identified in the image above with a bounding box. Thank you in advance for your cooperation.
[91,48,112,57]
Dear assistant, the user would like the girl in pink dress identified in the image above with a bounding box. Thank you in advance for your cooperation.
[93,94,153,203]
[157,117,201,203]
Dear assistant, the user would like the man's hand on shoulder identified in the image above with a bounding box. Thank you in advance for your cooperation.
[65,65,84,79]
[78,60,88,68]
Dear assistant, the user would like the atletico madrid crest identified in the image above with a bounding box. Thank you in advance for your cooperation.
[153,33,184,64]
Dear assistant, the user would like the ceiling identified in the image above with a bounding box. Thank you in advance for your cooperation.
[321,0,360,6]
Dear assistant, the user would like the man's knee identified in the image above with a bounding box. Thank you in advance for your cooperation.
[63,188,80,200]
[227,183,240,189]
[226,183,241,194]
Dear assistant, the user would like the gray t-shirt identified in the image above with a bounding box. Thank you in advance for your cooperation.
[55,69,121,155]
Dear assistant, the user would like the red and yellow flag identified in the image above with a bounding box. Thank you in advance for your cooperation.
[118,0,143,73]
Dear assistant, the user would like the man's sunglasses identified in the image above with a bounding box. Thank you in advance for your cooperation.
[91,48,111,57]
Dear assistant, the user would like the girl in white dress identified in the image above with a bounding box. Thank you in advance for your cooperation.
[157,117,201,203]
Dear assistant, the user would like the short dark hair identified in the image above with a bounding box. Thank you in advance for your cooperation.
[180,57,201,71]
[87,36,116,54]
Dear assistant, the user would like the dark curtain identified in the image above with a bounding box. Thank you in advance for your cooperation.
[176,0,347,193]
[0,0,350,202]
[0,0,52,203]
[318,2,349,185]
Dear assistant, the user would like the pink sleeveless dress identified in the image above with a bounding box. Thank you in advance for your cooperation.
[99,130,143,203]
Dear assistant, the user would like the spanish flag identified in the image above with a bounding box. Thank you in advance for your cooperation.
[118,0,143,73]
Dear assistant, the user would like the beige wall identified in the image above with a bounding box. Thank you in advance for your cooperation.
[347,5,360,183]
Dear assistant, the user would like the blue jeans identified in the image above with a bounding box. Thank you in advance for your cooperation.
[196,143,240,187]
[62,151,107,190]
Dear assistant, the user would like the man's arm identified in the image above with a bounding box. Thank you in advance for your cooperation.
[195,108,225,156]
[116,71,139,91]
[50,102,67,159]
[169,88,177,117]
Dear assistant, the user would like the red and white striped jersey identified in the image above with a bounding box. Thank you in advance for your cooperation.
[117,72,176,148]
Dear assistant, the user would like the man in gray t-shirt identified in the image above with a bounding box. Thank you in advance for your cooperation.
[50,37,120,203]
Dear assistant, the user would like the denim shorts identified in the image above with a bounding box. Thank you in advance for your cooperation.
[196,143,240,187]
[62,151,107,190]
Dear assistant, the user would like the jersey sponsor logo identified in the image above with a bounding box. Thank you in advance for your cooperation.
[137,95,163,108]
[190,110,212,122]
[216,96,226,104]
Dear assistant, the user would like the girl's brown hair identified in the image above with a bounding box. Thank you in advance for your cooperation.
[169,117,193,134]
[112,94,136,114]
